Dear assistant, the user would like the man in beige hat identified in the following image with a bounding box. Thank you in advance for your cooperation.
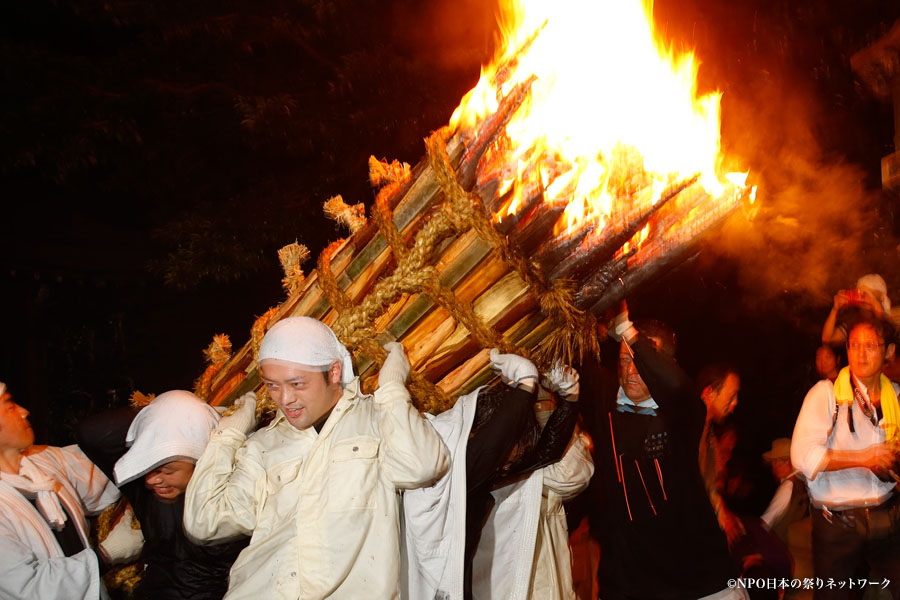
[761,439,807,541]
[761,438,812,600]
[822,273,891,346]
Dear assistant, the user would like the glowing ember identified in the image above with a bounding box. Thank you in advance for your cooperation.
[623,223,651,254]
[451,0,752,228]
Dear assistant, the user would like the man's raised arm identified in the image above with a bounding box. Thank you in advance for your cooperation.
[373,342,450,489]
[184,393,265,543]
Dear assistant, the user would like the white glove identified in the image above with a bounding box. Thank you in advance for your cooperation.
[609,310,638,344]
[543,362,580,400]
[217,392,258,435]
[489,348,538,387]
[379,342,410,386]
[99,507,144,565]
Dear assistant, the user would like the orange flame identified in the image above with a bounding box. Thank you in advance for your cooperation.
[623,223,651,254]
[451,0,748,226]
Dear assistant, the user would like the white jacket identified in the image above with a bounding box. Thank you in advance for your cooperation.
[527,433,594,600]
[792,379,898,509]
[401,389,479,600]
[402,392,594,600]
[0,445,120,600]
[184,379,449,600]
[473,433,593,600]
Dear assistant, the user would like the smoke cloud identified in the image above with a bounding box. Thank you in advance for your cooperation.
[712,76,886,309]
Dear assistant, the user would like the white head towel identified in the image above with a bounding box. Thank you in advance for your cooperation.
[113,390,219,486]
[258,316,355,386]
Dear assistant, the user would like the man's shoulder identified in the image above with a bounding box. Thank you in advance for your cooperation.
[22,444,80,468]
[16,445,98,486]
[22,445,51,457]
[804,379,834,401]
[245,421,292,446]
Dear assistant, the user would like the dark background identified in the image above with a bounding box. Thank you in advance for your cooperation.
[2,0,900,511]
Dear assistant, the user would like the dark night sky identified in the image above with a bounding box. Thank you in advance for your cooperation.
[2,0,900,507]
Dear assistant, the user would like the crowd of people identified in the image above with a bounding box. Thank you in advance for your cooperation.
[1,276,899,599]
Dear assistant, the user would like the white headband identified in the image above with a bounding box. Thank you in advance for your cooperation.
[258,317,356,386]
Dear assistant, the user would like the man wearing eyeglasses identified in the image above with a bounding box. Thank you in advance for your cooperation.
[792,316,900,599]
[576,303,742,600]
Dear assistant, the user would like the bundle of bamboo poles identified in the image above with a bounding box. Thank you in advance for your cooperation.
[195,39,751,415]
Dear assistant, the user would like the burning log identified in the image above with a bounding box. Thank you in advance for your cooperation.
[479,150,570,215]
[585,186,744,313]
[546,175,696,283]
[533,221,594,274]
[489,23,546,90]
[573,252,633,308]
[509,199,567,253]
[457,75,537,191]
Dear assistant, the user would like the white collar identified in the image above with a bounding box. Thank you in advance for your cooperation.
[616,387,659,409]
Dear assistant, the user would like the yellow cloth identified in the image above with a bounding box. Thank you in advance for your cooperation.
[833,366,900,444]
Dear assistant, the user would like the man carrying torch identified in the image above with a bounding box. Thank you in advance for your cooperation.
[184,316,449,599]
[576,302,743,600]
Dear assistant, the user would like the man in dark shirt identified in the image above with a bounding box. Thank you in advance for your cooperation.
[578,305,743,600]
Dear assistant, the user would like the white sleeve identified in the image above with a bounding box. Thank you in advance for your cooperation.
[541,433,594,501]
[761,480,793,527]
[0,537,102,600]
[373,381,450,490]
[791,381,833,481]
[183,429,267,543]
[57,445,121,515]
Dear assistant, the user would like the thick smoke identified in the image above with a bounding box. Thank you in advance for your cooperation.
[676,1,900,313]
[712,76,885,309]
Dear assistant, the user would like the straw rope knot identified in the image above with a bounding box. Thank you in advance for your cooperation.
[423,130,599,367]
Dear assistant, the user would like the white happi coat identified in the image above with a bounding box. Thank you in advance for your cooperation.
[401,389,480,600]
[184,379,449,600]
[474,432,593,600]
[0,445,120,600]
[402,390,593,600]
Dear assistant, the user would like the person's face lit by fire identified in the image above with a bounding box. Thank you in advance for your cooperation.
[261,360,343,430]
[0,391,34,455]
[846,323,894,384]
[618,338,660,403]
[702,373,740,422]
[144,460,195,503]
[815,346,839,381]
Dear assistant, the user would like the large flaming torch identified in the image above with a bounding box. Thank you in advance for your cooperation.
[195,0,756,414]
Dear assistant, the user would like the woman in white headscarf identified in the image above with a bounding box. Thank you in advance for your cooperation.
[76,389,248,600]
[0,381,121,600]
